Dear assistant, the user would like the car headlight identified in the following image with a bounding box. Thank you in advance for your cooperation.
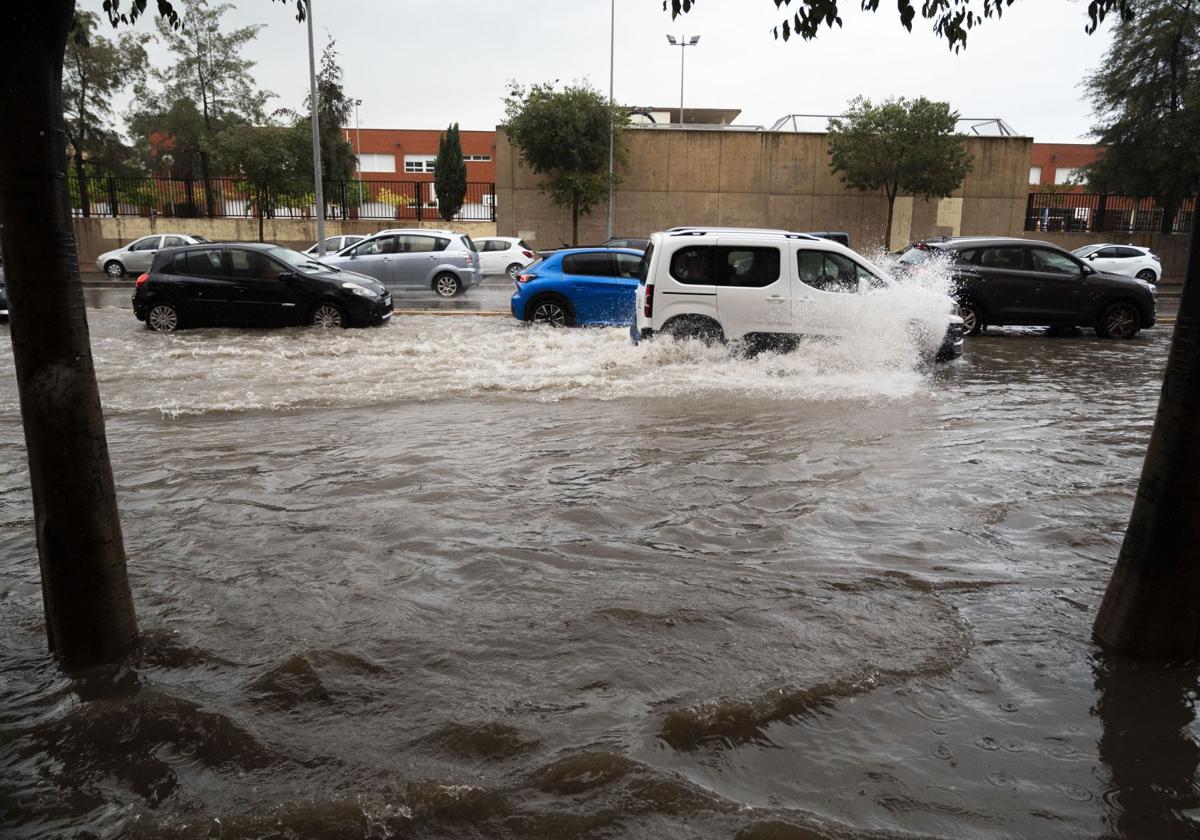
[342,282,379,298]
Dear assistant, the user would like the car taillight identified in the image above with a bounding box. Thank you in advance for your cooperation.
[135,273,149,287]
[464,253,474,266]
[643,283,654,318]
[521,250,534,259]
[916,241,928,250]
[517,273,536,283]
[1152,255,1161,261]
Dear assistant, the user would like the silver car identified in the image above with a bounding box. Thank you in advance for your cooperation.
[321,228,482,297]
[95,233,212,278]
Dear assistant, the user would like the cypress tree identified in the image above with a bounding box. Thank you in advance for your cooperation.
[434,122,467,222]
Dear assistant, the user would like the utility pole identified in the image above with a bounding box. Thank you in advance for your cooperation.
[305,0,326,256]
[607,0,615,240]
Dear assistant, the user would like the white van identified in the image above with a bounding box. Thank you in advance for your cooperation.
[631,227,964,362]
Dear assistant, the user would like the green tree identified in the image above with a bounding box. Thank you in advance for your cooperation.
[666,1,1136,49]
[129,0,272,215]
[1083,0,1200,233]
[503,81,628,245]
[827,96,973,249]
[215,122,309,240]
[282,36,356,185]
[434,123,468,222]
[63,11,148,216]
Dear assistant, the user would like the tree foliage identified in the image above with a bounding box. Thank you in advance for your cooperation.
[434,123,468,222]
[293,36,356,182]
[827,96,973,246]
[503,81,628,245]
[64,11,148,179]
[665,0,1137,50]
[1084,0,1200,231]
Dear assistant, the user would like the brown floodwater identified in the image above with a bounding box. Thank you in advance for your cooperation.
[1,308,1196,839]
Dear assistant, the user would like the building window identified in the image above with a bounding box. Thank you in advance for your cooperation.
[464,154,492,162]
[404,155,437,173]
[358,153,396,173]
[1055,167,1084,185]
[1029,166,1042,185]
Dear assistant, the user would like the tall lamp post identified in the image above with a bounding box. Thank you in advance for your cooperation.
[354,98,363,177]
[665,35,700,126]
[305,0,326,256]
[606,0,615,240]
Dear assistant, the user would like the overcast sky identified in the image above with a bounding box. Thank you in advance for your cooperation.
[90,0,1117,143]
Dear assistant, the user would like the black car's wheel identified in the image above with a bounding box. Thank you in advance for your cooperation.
[433,273,461,297]
[506,263,523,281]
[1136,269,1157,283]
[310,302,346,328]
[146,302,179,332]
[957,301,983,336]
[1095,302,1141,339]
[528,297,574,327]
[104,260,125,279]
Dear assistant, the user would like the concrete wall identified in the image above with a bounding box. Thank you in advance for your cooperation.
[496,127,1033,252]
[73,217,497,271]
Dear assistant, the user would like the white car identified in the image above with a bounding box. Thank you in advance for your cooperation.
[95,233,211,278]
[1071,243,1160,283]
[304,235,364,257]
[631,227,964,362]
[474,236,538,280]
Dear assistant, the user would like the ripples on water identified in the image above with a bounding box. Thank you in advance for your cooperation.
[0,308,1194,839]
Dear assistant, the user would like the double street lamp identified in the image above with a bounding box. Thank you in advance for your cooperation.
[666,34,700,126]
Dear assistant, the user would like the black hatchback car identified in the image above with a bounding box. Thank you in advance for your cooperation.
[133,242,392,331]
[896,236,1157,339]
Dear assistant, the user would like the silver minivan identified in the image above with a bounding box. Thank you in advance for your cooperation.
[321,229,481,296]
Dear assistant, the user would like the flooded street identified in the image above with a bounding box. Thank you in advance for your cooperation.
[1,307,1194,839]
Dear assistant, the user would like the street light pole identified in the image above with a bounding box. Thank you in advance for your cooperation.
[606,0,615,240]
[354,98,362,177]
[666,35,700,126]
[305,0,326,256]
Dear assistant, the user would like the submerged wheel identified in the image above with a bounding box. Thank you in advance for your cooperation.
[146,302,179,332]
[957,301,983,336]
[433,274,462,297]
[310,302,346,328]
[663,317,724,345]
[104,260,125,279]
[528,298,573,327]
[1095,302,1140,340]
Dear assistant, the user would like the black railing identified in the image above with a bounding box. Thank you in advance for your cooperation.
[1025,192,1195,235]
[68,173,497,223]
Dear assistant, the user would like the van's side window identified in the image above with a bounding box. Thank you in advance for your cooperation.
[670,246,715,284]
[797,250,880,293]
[721,247,780,288]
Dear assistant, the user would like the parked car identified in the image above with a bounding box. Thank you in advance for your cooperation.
[132,242,392,332]
[0,256,7,321]
[631,227,964,362]
[95,233,212,278]
[320,228,481,297]
[601,237,650,251]
[475,236,538,279]
[510,248,645,326]
[1070,243,1161,283]
[304,235,364,256]
[896,236,1157,339]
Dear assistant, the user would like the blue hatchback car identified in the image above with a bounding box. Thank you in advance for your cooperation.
[510,248,645,327]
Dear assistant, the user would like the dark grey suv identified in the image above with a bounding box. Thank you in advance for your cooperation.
[897,236,1157,339]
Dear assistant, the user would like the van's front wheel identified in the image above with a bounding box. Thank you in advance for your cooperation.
[663,316,724,345]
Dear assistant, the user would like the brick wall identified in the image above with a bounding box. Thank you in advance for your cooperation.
[344,128,497,184]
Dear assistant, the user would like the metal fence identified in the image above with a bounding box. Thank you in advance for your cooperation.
[68,174,496,222]
[1025,193,1195,235]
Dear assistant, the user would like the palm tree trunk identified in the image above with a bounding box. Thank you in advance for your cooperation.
[0,0,138,666]
[1093,200,1200,658]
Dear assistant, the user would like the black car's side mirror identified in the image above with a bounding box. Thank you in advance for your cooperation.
[277,271,297,282]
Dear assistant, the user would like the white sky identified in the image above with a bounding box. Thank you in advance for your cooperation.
[91,0,1117,143]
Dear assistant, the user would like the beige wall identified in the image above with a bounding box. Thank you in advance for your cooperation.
[73,217,496,271]
[496,127,1033,251]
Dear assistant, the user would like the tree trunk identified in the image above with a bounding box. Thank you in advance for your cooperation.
[1093,201,1200,659]
[73,149,90,219]
[0,0,138,666]
[200,150,216,219]
[884,189,897,251]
